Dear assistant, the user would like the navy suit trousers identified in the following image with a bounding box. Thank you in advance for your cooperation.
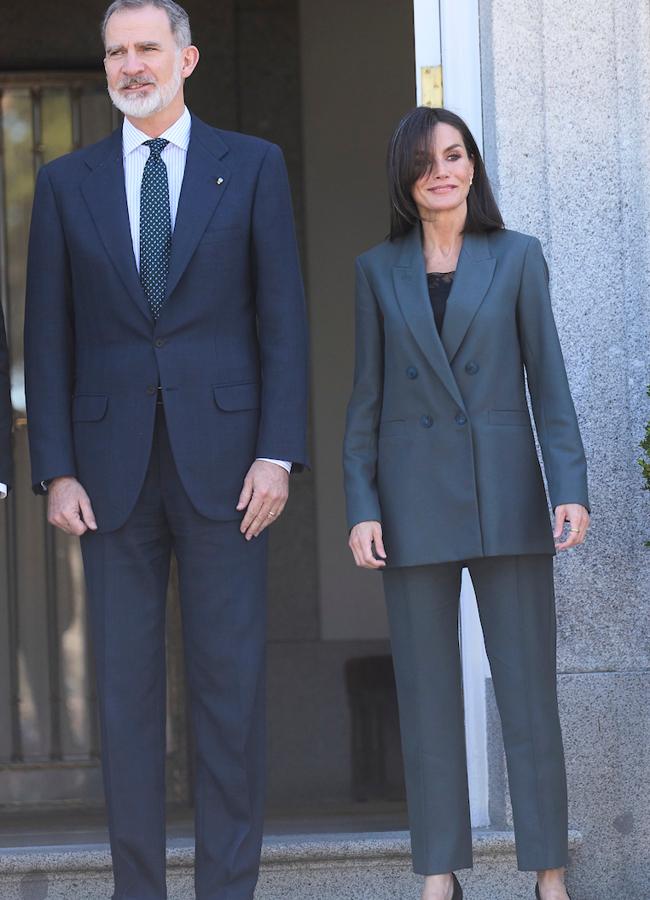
[81,406,268,900]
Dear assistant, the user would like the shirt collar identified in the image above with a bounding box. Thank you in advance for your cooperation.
[122,106,192,157]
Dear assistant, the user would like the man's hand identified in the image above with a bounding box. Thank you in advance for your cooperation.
[349,521,386,569]
[553,503,590,551]
[237,461,289,540]
[48,476,98,536]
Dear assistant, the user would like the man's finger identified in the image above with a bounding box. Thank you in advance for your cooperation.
[79,494,98,531]
[240,495,264,534]
[64,509,87,537]
[237,473,254,512]
[249,502,285,538]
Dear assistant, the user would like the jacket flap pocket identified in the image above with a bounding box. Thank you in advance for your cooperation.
[213,382,260,411]
[72,394,108,422]
[488,409,529,426]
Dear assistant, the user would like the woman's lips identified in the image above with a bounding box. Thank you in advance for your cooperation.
[428,185,456,193]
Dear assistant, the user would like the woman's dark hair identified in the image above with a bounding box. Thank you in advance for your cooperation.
[387,106,504,240]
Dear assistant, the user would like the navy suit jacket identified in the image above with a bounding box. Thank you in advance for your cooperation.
[0,304,12,490]
[25,114,309,531]
[343,227,589,567]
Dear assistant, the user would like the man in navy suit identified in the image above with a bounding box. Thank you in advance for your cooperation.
[24,1,308,897]
[0,305,12,498]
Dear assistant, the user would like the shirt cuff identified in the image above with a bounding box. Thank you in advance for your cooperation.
[256,458,292,474]
[0,483,7,499]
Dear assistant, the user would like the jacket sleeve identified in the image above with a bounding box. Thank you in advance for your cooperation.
[517,236,590,511]
[0,303,13,491]
[342,258,384,529]
[251,143,310,470]
[24,165,77,493]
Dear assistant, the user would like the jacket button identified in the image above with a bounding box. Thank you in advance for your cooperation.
[146,385,157,396]
[406,366,418,379]
[154,338,166,348]
[420,415,433,428]
[465,361,479,375]
[455,412,467,425]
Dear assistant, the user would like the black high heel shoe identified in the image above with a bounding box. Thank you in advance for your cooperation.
[535,883,572,900]
[452,872,463,900]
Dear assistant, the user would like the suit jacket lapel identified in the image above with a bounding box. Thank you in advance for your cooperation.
[80,128,151,322]
[440,231,496,363]
[164,115,231,302]
[392,227,465,410]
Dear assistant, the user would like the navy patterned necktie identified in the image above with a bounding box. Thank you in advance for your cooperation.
[139,138,171,320]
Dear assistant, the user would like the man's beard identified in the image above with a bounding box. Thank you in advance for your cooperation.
[108,63,182,119]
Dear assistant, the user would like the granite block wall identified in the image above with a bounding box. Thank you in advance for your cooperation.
[479,1,650,895]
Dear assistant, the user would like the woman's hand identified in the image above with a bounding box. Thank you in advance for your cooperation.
[349,521,387,569]
[553,504,590,551]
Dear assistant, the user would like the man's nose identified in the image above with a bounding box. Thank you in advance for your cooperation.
[122,51,145,74]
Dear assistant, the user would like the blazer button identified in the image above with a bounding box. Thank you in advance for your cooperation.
[154,338,166,349]
[455,412,467,425]
[465,361,479,375]
[406,366,418,379]
[420,415,433,428]
[146,385,157,396]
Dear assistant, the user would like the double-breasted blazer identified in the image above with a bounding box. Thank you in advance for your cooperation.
[0,304,12,490]
[25,114,308,532]
[343,226,589,568]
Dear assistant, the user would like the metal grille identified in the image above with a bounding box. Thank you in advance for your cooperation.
[0,75,120,806]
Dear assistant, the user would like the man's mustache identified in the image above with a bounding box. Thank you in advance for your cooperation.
[117,76,156,89]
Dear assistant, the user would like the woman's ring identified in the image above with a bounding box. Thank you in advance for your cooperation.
[569,528,581,533]
[268,511,275,518]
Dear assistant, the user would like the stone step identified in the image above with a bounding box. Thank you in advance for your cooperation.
[0,828,583,900]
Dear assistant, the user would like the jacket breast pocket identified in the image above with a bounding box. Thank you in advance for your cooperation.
[488,409,529,426]
[213,382,260,411]
[72,394,108,422]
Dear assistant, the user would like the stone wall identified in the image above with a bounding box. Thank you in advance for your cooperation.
[479,2,650,896]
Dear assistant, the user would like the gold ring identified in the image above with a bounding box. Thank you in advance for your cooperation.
[569,528,581,533]
[267,512,275,518]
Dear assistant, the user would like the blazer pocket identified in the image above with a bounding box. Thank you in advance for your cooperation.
[488,409,529,426]
[72,394,108,422]
[213,382,260,411]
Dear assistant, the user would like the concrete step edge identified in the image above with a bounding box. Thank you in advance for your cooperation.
[0,828,583,875]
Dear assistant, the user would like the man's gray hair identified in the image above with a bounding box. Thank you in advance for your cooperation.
[101,0,192,49]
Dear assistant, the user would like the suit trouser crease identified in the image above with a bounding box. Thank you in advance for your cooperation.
[81,407,267,900]
[382,554,568,875]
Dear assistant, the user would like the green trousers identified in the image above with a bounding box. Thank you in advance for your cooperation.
[382,554,568,874]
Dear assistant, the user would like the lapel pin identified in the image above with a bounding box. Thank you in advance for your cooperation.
[216,177,224,185]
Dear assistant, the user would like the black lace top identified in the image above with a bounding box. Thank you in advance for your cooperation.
[426,271,455,335]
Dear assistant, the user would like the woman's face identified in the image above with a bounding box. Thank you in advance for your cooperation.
[410,123,475,219]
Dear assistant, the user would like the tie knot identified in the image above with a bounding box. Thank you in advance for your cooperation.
[144,138,169,159]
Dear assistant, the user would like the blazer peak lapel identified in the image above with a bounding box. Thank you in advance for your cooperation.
[441,232,496,363]
[81,133,151,322]
[165,123,231,302]
[392,228,465,410]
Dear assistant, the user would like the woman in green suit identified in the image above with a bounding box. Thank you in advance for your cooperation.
[343,107,589,900]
